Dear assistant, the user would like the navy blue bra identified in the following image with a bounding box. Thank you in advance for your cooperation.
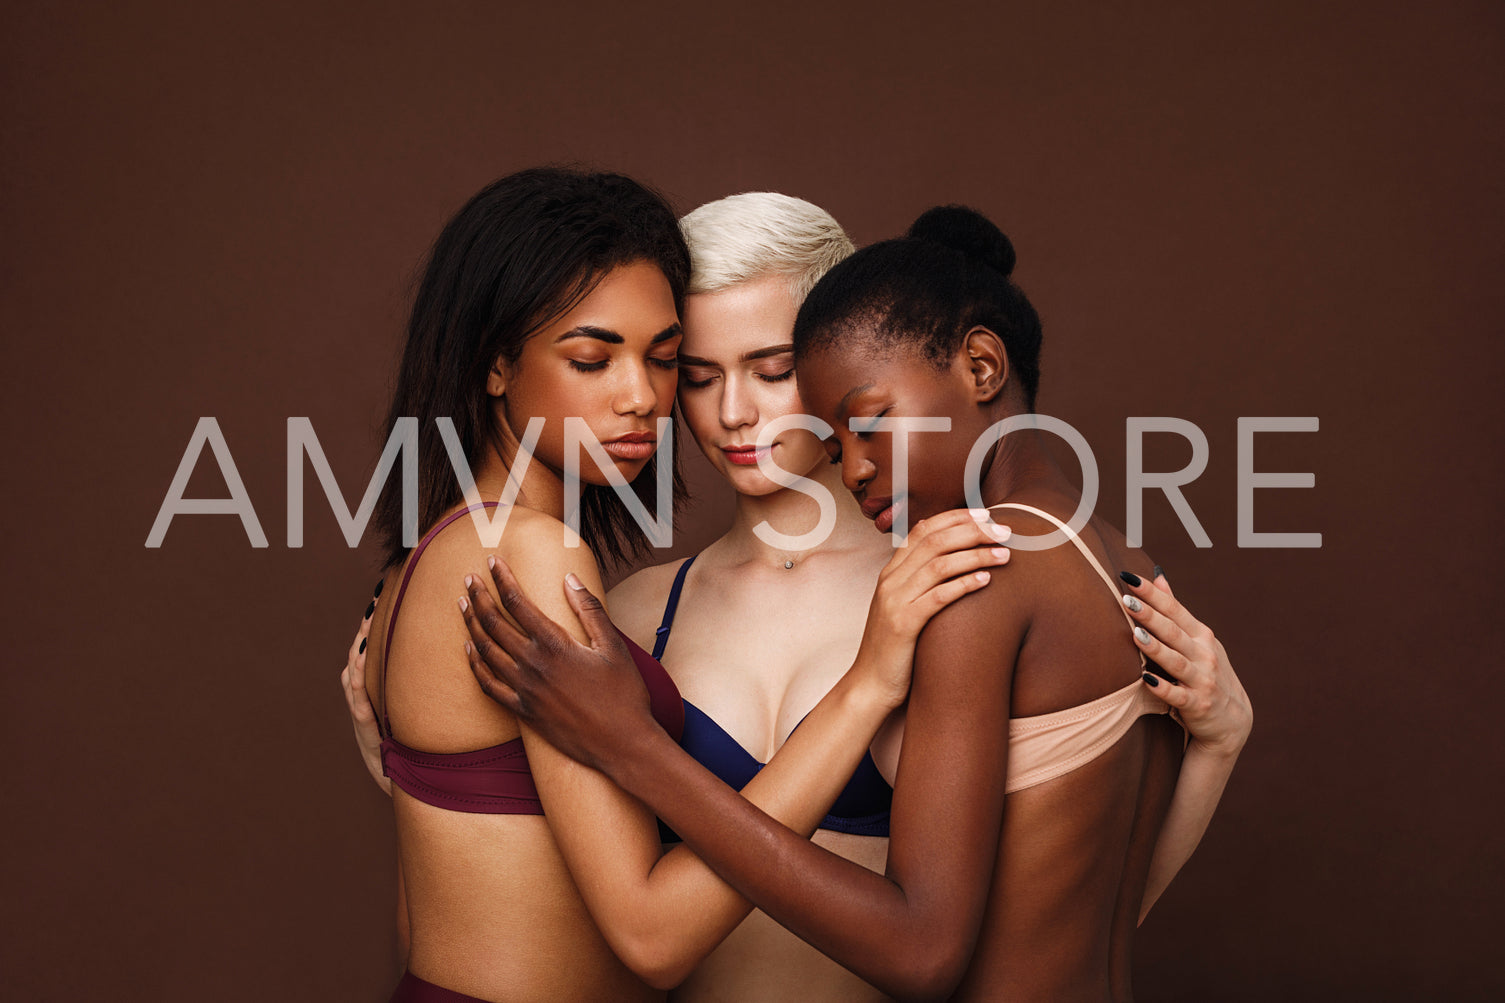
[654,555,893,842]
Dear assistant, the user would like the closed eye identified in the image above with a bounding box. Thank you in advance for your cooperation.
[568,359,609,373]
[853,408,890,440]
[757,369,795,383]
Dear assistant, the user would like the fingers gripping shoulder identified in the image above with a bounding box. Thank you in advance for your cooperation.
[477,512,608,645]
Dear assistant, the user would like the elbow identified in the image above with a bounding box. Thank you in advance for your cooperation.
[611,929,695,992]
[882,938,969,1003]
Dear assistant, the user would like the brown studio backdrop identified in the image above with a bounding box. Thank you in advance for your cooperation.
[3,2,1502,1000]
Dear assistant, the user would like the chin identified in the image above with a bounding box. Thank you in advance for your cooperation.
[722,466,783,496]
[583,458,650,487]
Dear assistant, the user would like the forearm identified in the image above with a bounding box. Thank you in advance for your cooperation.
[736,666,893,830]
[604,668,904,981]
[612,728,957,1000]
[1139,739,1243,923]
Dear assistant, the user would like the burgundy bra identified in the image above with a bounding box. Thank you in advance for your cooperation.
[376,503,685,814]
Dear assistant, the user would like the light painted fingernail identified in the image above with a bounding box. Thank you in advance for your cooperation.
[1133,625,1151,644]
[974,570,991,583]
[464,575,474,588]
[1123,594,1143,613]
[990,547,1010,559]
[487,555,497,570]
[565,572,585,590]
[987,524,1011,541]
[458,597,469,613]
[464,641,472,654]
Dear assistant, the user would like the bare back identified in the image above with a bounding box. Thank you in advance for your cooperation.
[955,496,1183,1000]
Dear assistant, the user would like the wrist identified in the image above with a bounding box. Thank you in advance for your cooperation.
[608,722,682,800]
[838,652,906,719]
[1187,733,1246,762]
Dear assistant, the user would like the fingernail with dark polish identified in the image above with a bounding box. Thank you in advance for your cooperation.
[1119,571,1142,587]
[1152,565,1165,580]
[1142,672,1159,687]
[365,600,376,619]
[373,579,384,598]
[358,638,367,654]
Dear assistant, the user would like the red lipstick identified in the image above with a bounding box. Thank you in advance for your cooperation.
[721,444,770,467]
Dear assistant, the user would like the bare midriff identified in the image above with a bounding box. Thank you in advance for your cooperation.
[397,796,662,1003]
[670,830,890,1003]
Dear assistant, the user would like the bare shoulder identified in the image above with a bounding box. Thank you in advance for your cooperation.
[407,504,546,586]
[911,506,1068,680]
[399,507,602,626]
[381,506,592,748]
[606,557,689,652]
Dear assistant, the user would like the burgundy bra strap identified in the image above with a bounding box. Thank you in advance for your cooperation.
[380,502,501,736]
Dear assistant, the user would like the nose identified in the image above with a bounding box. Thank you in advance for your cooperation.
[614,360,658,417]
[719,373,757,430]
[841,449,876,495]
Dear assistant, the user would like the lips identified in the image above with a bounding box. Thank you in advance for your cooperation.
[860,496,904,534]
[721,444,771,467]
[600,431,657,461]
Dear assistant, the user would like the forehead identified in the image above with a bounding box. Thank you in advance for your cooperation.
[796,341,942,418]
[681,274,799,358]
[534,260,679,343]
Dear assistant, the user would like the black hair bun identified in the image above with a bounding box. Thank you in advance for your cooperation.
[906,205,1016,277]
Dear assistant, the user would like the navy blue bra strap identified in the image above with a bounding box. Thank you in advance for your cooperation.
[652,555,697,660]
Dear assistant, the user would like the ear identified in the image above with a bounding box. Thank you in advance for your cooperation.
[486,355,510,398]
[961,326,1009,403]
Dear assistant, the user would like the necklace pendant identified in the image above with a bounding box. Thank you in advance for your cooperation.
[784,560,794,569]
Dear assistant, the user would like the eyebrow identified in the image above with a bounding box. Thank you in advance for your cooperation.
[678,343,795,368]
[743,343,795,362]
[836,383,875,419]
[555,323,682,345]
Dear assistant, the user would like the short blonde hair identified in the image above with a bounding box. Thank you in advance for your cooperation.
[679,192,855,303]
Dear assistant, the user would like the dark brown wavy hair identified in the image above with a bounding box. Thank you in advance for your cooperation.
[371,167,691,570]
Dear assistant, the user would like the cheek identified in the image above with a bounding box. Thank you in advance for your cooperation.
[759,381,804,422]
[500,372,602,465]
[779,429,828,476]
[905,436,971,508]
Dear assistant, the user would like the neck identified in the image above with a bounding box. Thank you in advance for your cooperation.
[475,426,566,521]
[722,458,882,565]
[976,419,1077,505]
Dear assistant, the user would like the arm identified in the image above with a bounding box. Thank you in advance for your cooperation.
[461,512,1009,990]
[471,536,1029,1001]
[633,581,1021,1000]
[1119,571,1253,922]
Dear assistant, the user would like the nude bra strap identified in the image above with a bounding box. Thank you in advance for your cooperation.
[379,501,502,737]
[652,554,698,660]
[988,502,1145,668]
